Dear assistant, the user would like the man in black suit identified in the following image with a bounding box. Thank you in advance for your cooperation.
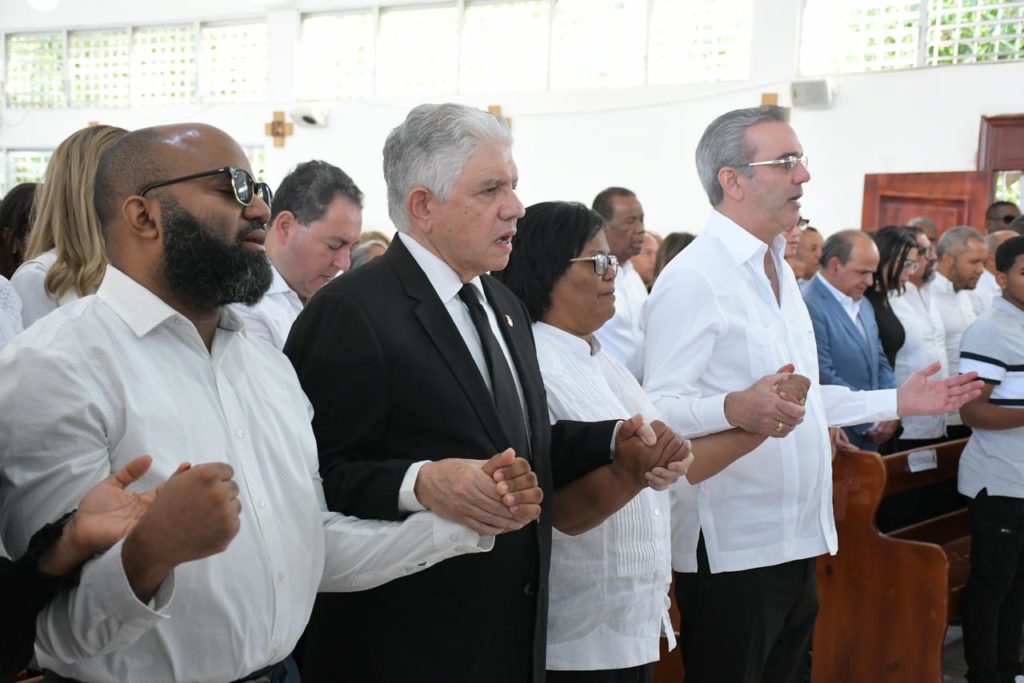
[285,103,687,682]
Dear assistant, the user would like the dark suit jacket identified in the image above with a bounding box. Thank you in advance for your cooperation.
[803,276,896,450]
[284,237,617,683]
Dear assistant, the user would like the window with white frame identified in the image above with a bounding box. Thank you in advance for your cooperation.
[243,145,267,183]
[5,33,65,108]
[460,1,551,93]
[801,0,1024,75]
[199,22,269,103]
[376,5,459,96]
[69,29,131,108]
[648,0,753,83]
[130,25,198,107]
[297,12,376,100]
[926,0,1024,66]
[6,150,53,188]
[549,0,648,89]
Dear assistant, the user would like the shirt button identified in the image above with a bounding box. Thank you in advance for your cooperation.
[277,571,285,583]
[259,500,267,509]
[522,581,536,597]
[235,428,244,439]
[654,509,660,516]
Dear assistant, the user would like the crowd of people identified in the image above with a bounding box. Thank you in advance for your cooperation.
[0,102,1016,683]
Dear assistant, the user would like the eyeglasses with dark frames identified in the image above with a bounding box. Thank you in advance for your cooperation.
[569,252,619,277]
[139,167,273,208]
[740,155,809,172]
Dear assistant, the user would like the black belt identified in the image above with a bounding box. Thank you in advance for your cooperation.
[44,660,287,683]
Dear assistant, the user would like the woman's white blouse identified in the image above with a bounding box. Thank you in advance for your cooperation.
[0,275,22,350]
[533,321,674,671]
[10,249,89,328]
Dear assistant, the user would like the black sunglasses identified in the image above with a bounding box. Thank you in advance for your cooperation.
[140,167,273,208]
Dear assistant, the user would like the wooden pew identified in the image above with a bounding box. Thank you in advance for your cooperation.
[812,439,970,682]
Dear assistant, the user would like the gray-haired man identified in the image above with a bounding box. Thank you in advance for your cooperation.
[643,106,983,682]
[284,103,685,682]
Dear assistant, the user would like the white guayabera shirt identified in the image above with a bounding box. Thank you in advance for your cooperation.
[644,211,897,574]
[0,266,492,683]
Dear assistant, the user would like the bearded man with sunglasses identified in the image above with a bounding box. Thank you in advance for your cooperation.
[643,106,985,683]
[0,123,506,683]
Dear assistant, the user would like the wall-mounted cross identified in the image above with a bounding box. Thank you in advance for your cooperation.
[264,111,294,148]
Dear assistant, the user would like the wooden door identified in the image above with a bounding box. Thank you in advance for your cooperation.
[861,171,991,234]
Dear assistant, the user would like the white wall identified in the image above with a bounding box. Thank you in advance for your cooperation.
[2,0,1021,235]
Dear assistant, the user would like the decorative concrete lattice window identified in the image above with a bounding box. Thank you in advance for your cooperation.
[648,0,753,84]
[460,1,551,93]
[549,0,647,89]
[376,5,459,96]
[800,0,921,74]
[69,29,130,108]
[199,22,268,103]
[296,12,375,100]
[131,25,197,107]
[926,0,1024,65]
[6,33,65,108]
[6,150,54,191]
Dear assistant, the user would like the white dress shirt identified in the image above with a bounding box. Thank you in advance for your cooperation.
[534,322,673,671]
[0,275,22,351]
[395,232,528,512]
[594,260,648,383]
[967,268,1001,317]
[931,272,977,427]
[889,283,948,439]
[0,266,491,683]
[231,263,304,350]
[815,273,864,331]
[643,210,897,574]
[10,249,90,328]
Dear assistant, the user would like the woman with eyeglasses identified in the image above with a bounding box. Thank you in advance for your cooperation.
[493,201,807,683]
[11,125,127,328]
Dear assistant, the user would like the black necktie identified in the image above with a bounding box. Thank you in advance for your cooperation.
[458,284,531,461]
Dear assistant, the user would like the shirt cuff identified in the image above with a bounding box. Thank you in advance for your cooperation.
[78,538,174,643]
[398,461,429,513]
[428,513,496,554]
[876,388,898,418]
[695,394,731,436]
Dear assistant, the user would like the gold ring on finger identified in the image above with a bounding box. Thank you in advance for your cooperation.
[775,421,785,433]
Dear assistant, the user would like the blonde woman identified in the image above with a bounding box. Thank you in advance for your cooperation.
[11,125,126,328]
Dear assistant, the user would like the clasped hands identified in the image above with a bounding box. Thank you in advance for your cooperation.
[413,415,696,537]
[724,364,812,438]
[39,456,241,587]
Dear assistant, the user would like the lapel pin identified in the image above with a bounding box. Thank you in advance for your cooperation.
[505,315,514,327]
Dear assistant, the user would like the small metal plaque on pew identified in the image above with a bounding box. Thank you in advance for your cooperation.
[907,449,938,472]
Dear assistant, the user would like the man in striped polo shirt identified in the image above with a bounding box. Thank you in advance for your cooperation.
[959,235,1024,683]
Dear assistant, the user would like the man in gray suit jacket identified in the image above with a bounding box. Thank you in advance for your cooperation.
[804,230,898,450]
